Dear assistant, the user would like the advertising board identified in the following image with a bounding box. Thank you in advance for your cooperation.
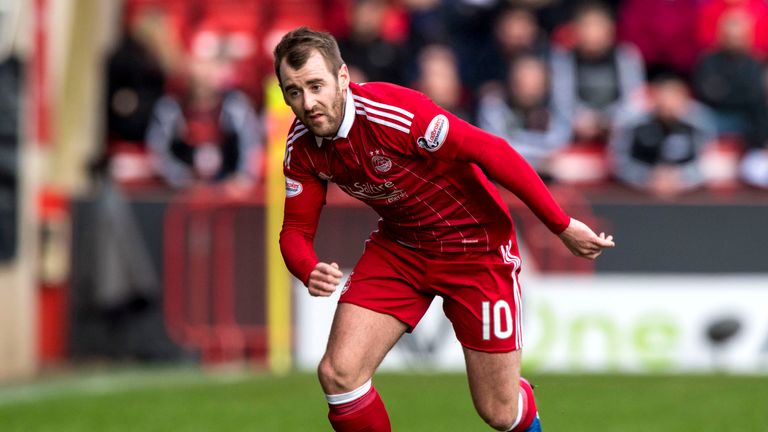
[295,275,768,374]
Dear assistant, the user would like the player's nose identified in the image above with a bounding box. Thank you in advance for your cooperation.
[302,93,317,112]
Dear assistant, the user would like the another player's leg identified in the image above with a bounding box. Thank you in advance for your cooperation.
[318,302,408,432]
[463,348,540,431]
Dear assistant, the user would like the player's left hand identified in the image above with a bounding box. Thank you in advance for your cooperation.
[558,218,615,260]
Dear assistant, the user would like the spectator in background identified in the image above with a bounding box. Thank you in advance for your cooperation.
[693,10,766,149]
[441,0,499,92]
[697,0,768,60]
[413,44,472,121]
[740,137,768,188]
[475,5,551,93]
[401,0,447,63]
[105,6,181,184]
[618,0,701,79]
[551,2,644,149]
[611,73,715,198]
[337,0,407,84]
[402,1,551,92]
[146,37,263,190]
[477,54,570,174]
[739,67,768,188]
[496,5,549,63]
[514,0,623,33]
[497,5,548,55]
[511,0,570,35]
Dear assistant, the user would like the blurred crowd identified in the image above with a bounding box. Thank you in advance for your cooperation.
[105,0,768,198]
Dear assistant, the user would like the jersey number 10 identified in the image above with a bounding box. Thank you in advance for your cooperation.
[481,300,514,340]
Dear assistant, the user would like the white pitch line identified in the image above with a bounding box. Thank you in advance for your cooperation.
[0,368,252,407]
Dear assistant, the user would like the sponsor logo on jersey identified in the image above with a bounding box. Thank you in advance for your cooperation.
[285,177,303,197]
[338,181,407,203]
[419,114,449,152]
[385,189,407,203]
[372,155,392,173]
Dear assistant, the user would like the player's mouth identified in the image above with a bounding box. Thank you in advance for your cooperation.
[307,112,325,123]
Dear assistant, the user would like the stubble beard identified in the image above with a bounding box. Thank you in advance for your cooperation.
[305,88,345,138]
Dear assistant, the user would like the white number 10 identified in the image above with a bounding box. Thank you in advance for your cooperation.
[482,300,513,340]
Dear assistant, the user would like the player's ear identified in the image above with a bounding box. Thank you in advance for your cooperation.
[338,63,350,91]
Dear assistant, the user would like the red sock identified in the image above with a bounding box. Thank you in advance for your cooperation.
[511,377,538,431]
[326,381,391,432]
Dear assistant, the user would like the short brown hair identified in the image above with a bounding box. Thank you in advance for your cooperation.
[273,27,344,86]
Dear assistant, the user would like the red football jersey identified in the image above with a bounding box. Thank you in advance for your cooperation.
[281,82,569,284]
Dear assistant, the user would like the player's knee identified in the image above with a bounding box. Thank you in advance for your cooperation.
[317,356,363,394]
[482,412,518,431]
[477,400,519,431]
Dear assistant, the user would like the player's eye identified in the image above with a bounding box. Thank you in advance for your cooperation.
[288,89,301,98]
[311,84,322,92]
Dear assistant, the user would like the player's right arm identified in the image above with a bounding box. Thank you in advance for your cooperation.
[307,262,343,297]
[278,137,344,295]
[280,178,343,295]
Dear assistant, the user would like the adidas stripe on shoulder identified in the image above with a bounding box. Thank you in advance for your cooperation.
[352,95,413,134]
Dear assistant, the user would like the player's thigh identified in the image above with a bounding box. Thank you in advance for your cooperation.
[438,259,523,353]
[463,347,522,419]
[319,302,408,393]
[320,236,431,393]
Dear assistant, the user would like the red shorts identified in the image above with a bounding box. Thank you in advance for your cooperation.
[339,233,524,353]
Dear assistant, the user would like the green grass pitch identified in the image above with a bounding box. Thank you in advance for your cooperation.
[1,369,766,431]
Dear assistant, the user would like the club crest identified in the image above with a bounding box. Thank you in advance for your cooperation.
[372,155,392,173]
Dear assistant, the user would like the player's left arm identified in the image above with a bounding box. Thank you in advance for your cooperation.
[455,123,615,258]
[406,93,615,258]
[557,218,615,259]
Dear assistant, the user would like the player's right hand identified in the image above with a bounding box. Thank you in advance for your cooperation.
[307,262,343,297]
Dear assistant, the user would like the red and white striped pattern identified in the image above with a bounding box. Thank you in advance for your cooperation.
[392,159,491,252]
[352,94,413,134]
[284,122,308,168]
[286,122,308,144]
